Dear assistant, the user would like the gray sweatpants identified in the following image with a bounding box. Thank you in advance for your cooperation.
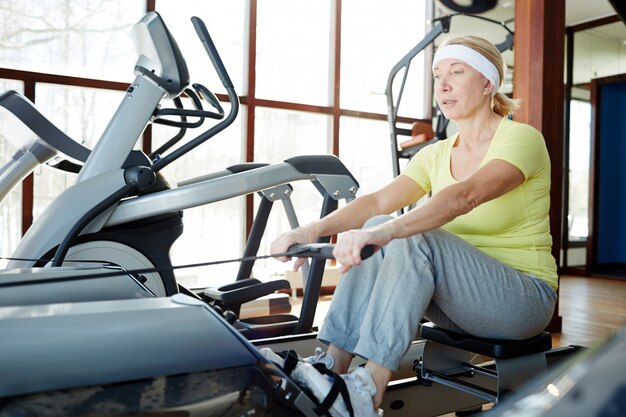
[318,215,557,371]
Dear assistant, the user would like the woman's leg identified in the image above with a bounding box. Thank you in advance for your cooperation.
[317,220,557,410]
[321,224,557,369]
[415,229,557,339]
[317,215,396,368]
[366,361,393,408]
[326,345,353,373]
[350,227,556,371]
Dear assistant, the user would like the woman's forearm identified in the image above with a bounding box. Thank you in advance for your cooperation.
[306,193,387,240]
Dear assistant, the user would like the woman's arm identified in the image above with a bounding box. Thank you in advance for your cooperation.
[332,159,525,270]
[271,175,425,267]
[387,159,524,238]
[310,175,425,238]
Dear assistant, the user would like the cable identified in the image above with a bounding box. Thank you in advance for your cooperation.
[3,243,375,288]
[1,250,300,288]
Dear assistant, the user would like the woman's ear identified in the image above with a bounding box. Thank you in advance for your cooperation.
[484,80,493,95]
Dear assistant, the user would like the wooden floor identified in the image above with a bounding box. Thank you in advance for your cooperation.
[555,274,626,347]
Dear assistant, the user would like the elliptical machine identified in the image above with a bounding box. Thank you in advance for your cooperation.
[0,11,360,314]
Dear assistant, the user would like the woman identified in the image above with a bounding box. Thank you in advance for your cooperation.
[269,35,558,417]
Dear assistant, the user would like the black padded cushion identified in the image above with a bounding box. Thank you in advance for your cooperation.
[420,323,552,359]
[203,278,290,305]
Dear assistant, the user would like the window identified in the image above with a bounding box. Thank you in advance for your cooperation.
[155,1,246,96]
[0,1,146,264]
[254,108,330,163]
[250,1,429,281]
[256,0,332,105]
[341,0,428,117]
[568,98,591,243]
[0,0,143,81]
[149,3,247,287]
[339,116,393,194]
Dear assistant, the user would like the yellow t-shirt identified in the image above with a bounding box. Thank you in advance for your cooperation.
[402,118,558,289]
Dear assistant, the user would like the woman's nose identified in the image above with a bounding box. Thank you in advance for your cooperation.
[437,77,451,92]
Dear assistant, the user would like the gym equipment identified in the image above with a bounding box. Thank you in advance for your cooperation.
[0,271,598,417]
[200,177,357,339]
[0,11,360,330]
[485,323,626,417]
[0,239,580,417]
[0,90,90,207]
[0,265,155,305]
[418,323,553,404]
[439,0,498,14]
[0,243,374,416]
[0,293,317,416]
[386,13,514,179]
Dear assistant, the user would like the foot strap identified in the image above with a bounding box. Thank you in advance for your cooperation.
[312,364,355,417]
[279,349,300,376]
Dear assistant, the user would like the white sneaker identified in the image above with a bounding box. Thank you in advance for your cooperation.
[292,361,353,416]
[258,348,348,415]
[258,348,382,417]
[292,364,381,417]
[258,347,287,367]
[341,367,384,417]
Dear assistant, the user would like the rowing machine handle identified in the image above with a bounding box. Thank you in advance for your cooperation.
[288,243,375,261]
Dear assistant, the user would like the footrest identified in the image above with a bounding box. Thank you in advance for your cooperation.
[420,323,552,359]
[204,278,291,305]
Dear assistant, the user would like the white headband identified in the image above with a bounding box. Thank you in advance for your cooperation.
[432,44,500,95]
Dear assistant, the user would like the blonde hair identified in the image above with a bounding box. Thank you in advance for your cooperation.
[442,36,521,117]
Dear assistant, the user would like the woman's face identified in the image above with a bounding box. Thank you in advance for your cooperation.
[432,58,492,122]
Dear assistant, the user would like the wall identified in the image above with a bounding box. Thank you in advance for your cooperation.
[574,27,626,85]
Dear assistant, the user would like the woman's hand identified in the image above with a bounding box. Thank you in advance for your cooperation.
[270,227,315,272]
[332,226,394,274]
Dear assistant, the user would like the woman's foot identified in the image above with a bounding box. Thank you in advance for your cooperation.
[341,367,383,417]
[293,364,382,417]
[259,348,382,416]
